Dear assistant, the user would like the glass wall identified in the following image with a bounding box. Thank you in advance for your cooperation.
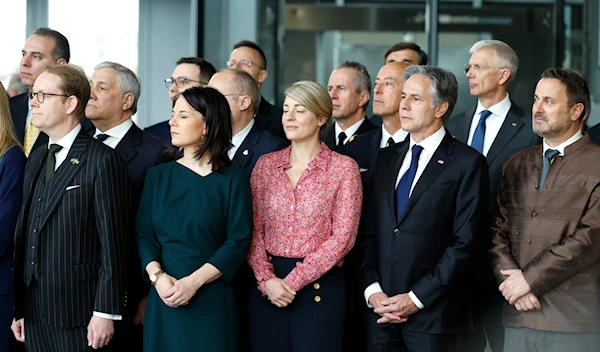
[0,0,28,92]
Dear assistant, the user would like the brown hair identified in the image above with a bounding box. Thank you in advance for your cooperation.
[0,83,21,157]
[45,64,90,118]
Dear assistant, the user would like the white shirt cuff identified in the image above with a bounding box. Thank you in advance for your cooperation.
[408,290,425,309]
[93,311,122,320]
[364,282,383,308]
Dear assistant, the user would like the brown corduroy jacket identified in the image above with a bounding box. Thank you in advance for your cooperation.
[490,134,600,333]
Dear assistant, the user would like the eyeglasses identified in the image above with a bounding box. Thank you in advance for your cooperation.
[226,60,264,70]
[28,91,69,103]
[464,64,505,74]
[164,77,207,89]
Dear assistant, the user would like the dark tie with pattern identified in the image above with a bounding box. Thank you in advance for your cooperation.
[395,145,424,220]
[386,137,395,147]
[471,110,492,153]
[95,133,110,142]
[337,132,347,153]
[539,148,559,190]
[45,144,63,183]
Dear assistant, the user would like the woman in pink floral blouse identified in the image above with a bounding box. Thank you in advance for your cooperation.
[246,80,362,352]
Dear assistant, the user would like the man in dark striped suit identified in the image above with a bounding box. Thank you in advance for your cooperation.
[11,64,131,351]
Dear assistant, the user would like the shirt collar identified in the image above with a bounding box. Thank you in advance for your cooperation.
[381,125,408,144]
[274,142,331,171]
[232,119,255,148]
[408,125,446,154]
[94,118,133,140]
[48,124,81,151]
[474,93,511,119]
[334,117,366,143]
[543,130,583,156]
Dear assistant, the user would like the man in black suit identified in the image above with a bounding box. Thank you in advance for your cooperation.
[358,65,489,352]
[347,62,409,181]
[587,122,600,143]
[324,61,377,154]
[144,57,216,142]
[227,40,285,139]
[86,61,168,351]
[208,69,287,174]
[11,64,130,351]
[444,40,541,352]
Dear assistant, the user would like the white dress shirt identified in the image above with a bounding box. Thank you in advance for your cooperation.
[466,93,512,156]
[334,117,366,145]
[47,124,122,321]
[228,119,255,160]
[543,130,583,158]
[380,126,409,148]
[364,126,447,310]
[93,118,134,149]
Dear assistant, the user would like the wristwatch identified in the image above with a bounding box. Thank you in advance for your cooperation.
[150,270,165,286]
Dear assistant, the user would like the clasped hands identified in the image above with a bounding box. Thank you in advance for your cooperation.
[265,278,296,308]
[154,272,201,308]
[499,269,542,312]
[369,292,419,324]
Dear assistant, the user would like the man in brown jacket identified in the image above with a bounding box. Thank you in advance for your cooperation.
[489,67,600,351]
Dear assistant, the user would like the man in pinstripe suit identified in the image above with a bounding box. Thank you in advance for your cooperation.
[11,64,131,351]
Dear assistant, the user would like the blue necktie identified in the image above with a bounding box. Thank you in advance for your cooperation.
[396,145,424,220]
[471,110,492,153]
[95,133,110,142]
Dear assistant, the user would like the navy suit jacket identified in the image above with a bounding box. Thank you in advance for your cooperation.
[0,146,26,295]
[345,128,382,184]
[9,93,96,153]
[445,101,541,210]
[255,96,285,139]
[114,123,168,308]
[143,120,171,144]
[357,131,489,334]
[232,125,288,175]
[323,118,377,154]
[587,122,600,144]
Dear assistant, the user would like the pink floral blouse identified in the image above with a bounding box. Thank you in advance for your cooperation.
[247,142,362,294]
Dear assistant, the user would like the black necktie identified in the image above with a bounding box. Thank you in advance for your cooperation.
[539,149,559,190]
[337,132,348,153]
[45,144,63,183]
[386,137,396,147]
[96,134,110,142]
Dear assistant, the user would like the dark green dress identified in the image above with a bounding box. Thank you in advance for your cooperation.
[136,162,252,352]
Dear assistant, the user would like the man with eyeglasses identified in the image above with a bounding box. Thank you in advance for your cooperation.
[11,64,130,352]
[227,40,286,139]
[445,40,541,352]
[144,57,216,142]
[9,28,94,157]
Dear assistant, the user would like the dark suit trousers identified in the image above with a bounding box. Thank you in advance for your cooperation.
[365,312,458,352]
[23,280,113,352]
[248,255,346,352]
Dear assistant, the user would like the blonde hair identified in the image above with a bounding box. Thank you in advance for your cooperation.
[0,83,21,157]
[284,80,332,132]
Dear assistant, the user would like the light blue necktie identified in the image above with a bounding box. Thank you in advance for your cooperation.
[471,110,492,153]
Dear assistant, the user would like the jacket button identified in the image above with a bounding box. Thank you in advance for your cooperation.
[532,211,537,217]
[314,283,320,290]
[314,296,321,303]
[527,239,532,244]
[535,185,539,189]
[393,229,400,235]
[33,229,37,233]
[267,256,272,261]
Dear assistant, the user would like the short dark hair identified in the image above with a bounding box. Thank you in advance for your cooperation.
[233,40,267,70]
[176,57,217,85]
[33,28,70,63]
[171,87,233,171]
[384,42,428,65]
[225,69,261,115]
[45,64,90,118]
[540,68,590,121]
[403,65,458,122]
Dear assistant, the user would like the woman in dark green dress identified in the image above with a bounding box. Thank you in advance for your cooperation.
[136,87,253,352]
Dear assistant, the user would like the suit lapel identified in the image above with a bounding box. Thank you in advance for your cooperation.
[233,125,259,169]
[486,103,525,165]
[397,132,453,224]
[370,129,382,156]
[115,124,140,164]
[16,147,47,240]
[387,142,409,221]
[39,133,88,230]
[452,109,474,143]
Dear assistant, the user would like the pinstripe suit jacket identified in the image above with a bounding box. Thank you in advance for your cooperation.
[13,131,131,327]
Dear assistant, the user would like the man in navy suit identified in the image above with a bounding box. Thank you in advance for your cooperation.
[144,57,216,143]
[324,61,377,154]
[358,65,489,352]
[346,62,409,182]
[445,40,541,352]
[227,40,286,139]
[86,61,167,351]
